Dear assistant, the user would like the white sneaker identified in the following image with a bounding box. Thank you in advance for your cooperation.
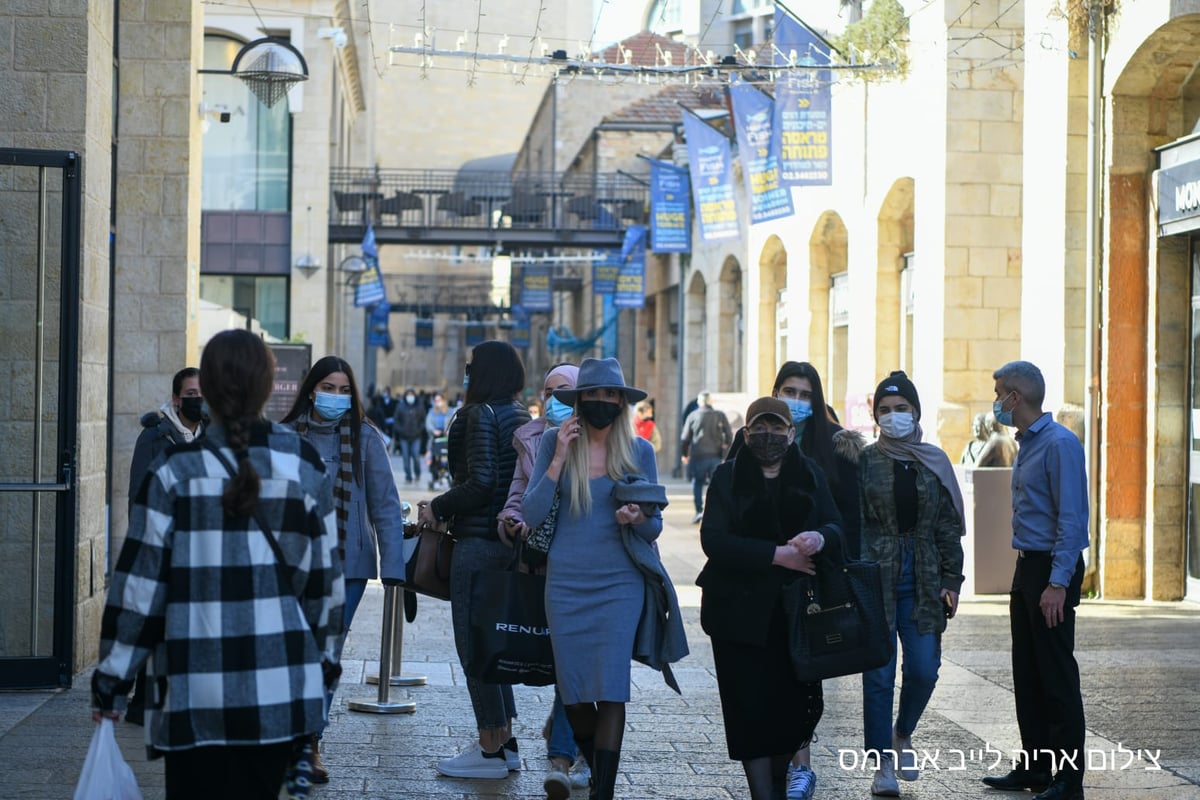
[893,726,919,781]
[503,738,521,771]
[871,760,900,796]
[544,763,571,800]
[436,746,509,778]
[569,756,592,789]
[691,511,704,524]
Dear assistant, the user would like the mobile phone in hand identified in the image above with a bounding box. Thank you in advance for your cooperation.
[943,594,955,619]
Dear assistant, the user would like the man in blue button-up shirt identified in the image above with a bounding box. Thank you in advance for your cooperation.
[980,361,1088,800]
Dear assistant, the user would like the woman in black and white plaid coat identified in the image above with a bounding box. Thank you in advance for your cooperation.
[92,330,345,799]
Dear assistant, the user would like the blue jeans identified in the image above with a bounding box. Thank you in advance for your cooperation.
[320,578,369,735]
[688,455,721,513]
[450,537,518,730]
[547,689,578,761]
[862,544,941,757]
[398,437,422,481]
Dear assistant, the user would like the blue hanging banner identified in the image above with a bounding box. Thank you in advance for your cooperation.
[415,317,433,347]
[511,309,530,347]
[773,8,833,187]
[647,158,691,252]
[367,300,392,351]
[465,320,485,346]
[729,81,794,224]
[353,225,387,307]
[614,225,647,309]
[682,109,740,242]
[521,264,553,311]
[593,249,620,295]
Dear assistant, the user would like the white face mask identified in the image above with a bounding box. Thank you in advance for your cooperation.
[877,411,915,439]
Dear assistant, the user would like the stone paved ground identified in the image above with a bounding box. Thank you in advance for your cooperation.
[4,473,1200,799]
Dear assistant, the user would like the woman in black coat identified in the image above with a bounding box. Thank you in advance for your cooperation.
[698,397,843,800]
[417,340,531,778]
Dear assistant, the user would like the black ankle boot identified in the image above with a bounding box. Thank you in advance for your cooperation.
[591,749,620,800]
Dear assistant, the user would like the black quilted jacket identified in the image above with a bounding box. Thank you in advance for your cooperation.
[430,399,530,540]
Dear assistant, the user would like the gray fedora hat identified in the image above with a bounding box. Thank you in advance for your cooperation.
[553,357,647,405]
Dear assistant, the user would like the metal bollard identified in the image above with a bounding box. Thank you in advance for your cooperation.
[348,585,417,714]
[366,589,428,687]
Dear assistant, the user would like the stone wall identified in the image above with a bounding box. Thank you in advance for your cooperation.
[106,0,202,665]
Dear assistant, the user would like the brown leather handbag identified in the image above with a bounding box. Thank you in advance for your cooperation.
[404,520,455,601]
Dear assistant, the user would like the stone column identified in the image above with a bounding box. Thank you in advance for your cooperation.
[107,0,202,649]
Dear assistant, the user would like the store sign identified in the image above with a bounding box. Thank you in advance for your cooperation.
[1158,159,1200,236]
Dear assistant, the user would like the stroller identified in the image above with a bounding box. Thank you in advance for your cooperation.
[427,434,449,490]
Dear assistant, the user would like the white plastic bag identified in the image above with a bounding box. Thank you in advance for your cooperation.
[74,718,144,800]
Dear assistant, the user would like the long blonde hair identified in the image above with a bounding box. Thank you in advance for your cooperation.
[563,402,639,517]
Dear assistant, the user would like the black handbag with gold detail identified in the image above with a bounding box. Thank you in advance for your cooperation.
[782,555,892,682]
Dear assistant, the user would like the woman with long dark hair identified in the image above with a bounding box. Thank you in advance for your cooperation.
[92,329,344,799]
[521,357,663,800]
[417,340,531,779]
[280,355,407,781]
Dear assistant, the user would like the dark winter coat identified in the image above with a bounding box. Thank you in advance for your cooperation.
[697,444,843,647]
[430,399,530,541]
[128,411,202,512]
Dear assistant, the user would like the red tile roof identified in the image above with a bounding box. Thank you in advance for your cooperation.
[603,82,727,125]
[595,31,690,68]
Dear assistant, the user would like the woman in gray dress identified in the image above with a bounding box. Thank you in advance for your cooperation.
[523,357,660,800]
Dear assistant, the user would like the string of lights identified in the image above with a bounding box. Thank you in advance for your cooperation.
[198,0,1044,88]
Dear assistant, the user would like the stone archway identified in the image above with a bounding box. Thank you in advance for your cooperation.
[717,256,743,392]
[685,270,708,400]
[1104,14,1200,599]
[876,178,915,375]
[809,212,848,407]
[759,236,787,394]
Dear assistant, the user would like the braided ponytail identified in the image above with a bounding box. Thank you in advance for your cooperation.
[199,330,275,518]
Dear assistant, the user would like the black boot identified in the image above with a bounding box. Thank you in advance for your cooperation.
[591,749,620,800]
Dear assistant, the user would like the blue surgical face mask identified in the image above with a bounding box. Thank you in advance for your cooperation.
[877,411,915,439]
[993,392,1016,427]
[544,396,573,426]
[781,397,812,425]
[313,391,352,422]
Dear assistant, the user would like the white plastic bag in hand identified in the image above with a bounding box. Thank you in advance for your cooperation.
[74,718,143,800]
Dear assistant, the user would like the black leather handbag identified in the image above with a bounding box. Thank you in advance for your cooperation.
[782,555,893,682]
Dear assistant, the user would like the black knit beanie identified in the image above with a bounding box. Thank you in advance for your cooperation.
[873,370,921,420]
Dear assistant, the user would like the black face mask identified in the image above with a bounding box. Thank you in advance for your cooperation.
[746,431,790,466]
[577,400,624,430]
[179,396,205,423]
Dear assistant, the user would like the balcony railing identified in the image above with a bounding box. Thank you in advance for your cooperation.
[328,168,650,248]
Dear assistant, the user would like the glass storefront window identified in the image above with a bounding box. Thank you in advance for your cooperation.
[200,275,289,341]
[201,35,291,211]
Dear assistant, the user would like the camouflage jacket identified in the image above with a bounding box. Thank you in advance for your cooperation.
[858,444,965,635]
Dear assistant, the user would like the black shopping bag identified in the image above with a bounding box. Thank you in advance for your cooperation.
[466,547,556,686]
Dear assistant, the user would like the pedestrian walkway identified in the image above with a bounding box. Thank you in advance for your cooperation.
[3,474,1200,799]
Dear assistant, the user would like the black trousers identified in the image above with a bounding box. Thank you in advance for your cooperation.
[164,741,293,799]
[1009,552,1086,781]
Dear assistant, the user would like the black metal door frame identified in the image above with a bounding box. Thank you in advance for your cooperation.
[0,148,82,687]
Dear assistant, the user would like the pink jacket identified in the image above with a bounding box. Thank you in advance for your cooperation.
[498,416,549,531]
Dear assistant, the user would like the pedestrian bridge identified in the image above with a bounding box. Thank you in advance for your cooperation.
[328,168,649,249]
